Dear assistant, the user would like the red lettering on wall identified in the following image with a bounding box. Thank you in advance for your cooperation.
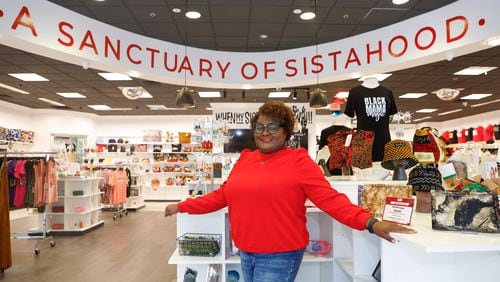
[127,44,142,65]
[178,56,194,75]
[79,31,98,55]
[217,61,231,79]
[311,55,323,74]
[415,27,436,50]
[264,61,276,79]
[241,62,258,80]
[104,36,120,60]
[285,59,298,77]
[447,16,468,43]
[199,59,213,78]
[11,6,37,37]
[388,35,408,58]
[366,41,382,64]
[327,51,342,71]
[57,22,74,47]
[345,48,361,69]
[163,53,178,72]
[302,57,308,75]
[145,48,159,68]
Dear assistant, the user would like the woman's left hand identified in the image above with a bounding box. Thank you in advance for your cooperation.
[372,221,417,243]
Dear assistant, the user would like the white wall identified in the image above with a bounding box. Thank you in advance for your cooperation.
[2,99,498,152]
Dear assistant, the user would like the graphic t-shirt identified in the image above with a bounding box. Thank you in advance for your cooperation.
[344,85,398,161]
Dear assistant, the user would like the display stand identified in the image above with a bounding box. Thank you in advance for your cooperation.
[48,177,104,235]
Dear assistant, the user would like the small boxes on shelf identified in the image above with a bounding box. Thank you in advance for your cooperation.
[177,233,222,257]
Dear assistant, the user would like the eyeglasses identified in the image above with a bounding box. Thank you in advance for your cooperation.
[253,122,284,134]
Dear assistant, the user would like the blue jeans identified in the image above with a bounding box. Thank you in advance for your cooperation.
[240,249,305,282]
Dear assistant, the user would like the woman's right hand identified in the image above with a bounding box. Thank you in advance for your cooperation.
[164,204,179,217]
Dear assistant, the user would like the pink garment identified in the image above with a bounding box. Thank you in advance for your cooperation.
[33,160,46,208]
[44,160,58,204]
[13,160,26,207]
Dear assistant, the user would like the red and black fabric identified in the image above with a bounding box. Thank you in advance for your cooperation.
[484,124,495,142]
[350,129,374,169]
[319,125,351,175]
[449,130,458,144]
[440,131,450,145]
[458,128,467,143]
[412,127,445,164]
[473,126,484,142]
[327,130,351,170]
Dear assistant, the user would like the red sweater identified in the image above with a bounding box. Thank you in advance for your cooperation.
[178,147,371,253]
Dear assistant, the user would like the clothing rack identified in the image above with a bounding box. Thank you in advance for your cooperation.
[93,166,129,221]
[5,151,57,255]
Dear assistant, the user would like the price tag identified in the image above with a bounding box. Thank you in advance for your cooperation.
[344,134,352,147]
[382,197,414,225]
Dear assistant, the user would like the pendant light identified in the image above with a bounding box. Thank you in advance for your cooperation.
[176,0,196,108]
[309,0,328,108]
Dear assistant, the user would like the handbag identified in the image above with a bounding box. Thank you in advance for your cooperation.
[431,190,499,233]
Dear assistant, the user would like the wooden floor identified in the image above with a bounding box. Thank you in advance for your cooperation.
[2,209,177,282]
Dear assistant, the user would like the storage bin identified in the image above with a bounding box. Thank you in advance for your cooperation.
[177,233,222,257]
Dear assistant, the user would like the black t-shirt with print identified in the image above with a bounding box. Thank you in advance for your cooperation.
[344,85,398,161]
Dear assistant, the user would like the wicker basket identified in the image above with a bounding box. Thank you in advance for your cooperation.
[177,233,222,257]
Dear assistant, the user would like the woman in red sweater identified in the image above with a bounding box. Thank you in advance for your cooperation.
[165,100,415,281]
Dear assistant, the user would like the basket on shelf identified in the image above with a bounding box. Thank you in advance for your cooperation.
[177,233,222,257]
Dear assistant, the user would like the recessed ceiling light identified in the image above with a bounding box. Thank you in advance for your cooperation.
[293,9,302,14]
[185,11,201,19]
[454,66,498,75]
[149,12,156,17]
[98,72,132,81]
[0,83,29,94]
[206,107,213,111]
[392,0,410,5]
[38,98,65,107]
[172,8,181,13]
[416,108,438,113]
[399,93,427,99]
[260,34,268,39]
[470,98,500,108]
[413,116,432,122]
[56,92,86,98]
[358,73,392,81]
[461,93,492,100]
[268,91,291,98]
[88,105,111,111]
[198,91,221,98]
[438,109,463,116]
[147,105,168,110]
[335,92,349,99]
[108,108,133,111]
[8,73,49,81]
[486,36,500,46]
[300,12,316,20]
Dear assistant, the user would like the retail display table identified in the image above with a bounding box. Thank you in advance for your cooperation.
[382,213,500,282]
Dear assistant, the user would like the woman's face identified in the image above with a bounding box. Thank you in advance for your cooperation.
[254,114,286,154]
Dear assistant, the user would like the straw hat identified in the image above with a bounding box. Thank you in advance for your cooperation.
[381,139,418,170]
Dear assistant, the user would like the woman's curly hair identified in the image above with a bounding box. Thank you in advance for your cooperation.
[250,100,296,141]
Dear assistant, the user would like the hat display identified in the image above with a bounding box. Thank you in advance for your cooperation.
[413,127,446,164]
[408,164,444,192]
[381,139,418,170]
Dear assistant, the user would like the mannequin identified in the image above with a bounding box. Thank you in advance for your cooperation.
[344,77,398,162]
[361,76,380,89]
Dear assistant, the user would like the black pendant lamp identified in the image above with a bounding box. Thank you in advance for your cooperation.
[308,0,328,108]
[176,0,196,108]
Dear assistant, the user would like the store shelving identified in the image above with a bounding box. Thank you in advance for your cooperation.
[47,177,104,235]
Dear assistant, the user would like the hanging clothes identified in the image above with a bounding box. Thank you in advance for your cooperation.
[43,160,58,205]
[13,159,27,207]
[33,160,46,208]
[1,155,12,271]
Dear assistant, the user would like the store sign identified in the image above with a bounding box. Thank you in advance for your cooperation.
[1,0,499,89]
[212,103,314,129]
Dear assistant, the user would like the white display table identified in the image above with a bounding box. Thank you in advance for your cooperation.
[382,213,500,282]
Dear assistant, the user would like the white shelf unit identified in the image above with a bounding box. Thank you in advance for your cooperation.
[47,177,104,235]
[126,173,145,210]
[169,207,335,282]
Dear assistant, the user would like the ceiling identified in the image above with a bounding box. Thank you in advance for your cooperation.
[0,0,499,122]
